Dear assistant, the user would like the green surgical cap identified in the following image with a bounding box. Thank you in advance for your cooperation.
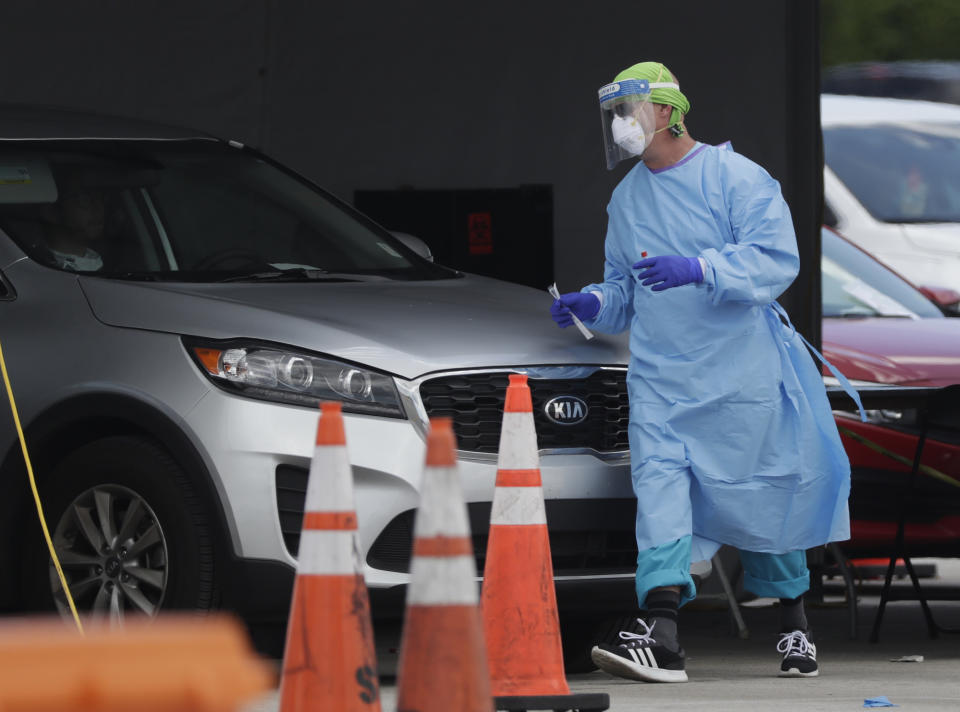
[614,61,690,129]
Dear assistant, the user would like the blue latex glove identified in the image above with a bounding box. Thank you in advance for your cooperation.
[633,255,703,292]
[550,292,600,327]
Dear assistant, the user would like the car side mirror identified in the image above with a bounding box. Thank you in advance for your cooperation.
[391,231,434,262]
[918,285,960,316]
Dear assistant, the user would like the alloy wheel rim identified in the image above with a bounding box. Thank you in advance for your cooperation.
[49,484,168,623]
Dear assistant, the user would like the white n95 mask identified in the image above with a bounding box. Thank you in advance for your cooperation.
[611,114,649,157]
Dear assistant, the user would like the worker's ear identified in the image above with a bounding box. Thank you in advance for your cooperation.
[652,103,672,126]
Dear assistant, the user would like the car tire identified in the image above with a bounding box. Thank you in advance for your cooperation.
[23,436,218,620]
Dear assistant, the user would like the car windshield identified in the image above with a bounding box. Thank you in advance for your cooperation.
[823,122,960,223]
[0,140,452,282]
[822,227,943,319]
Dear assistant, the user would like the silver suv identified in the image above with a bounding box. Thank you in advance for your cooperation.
[0,107,633,643]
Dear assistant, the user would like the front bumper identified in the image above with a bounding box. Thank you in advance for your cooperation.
[185,368,636,591]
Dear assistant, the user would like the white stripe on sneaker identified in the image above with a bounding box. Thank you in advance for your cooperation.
[625,646,659,669]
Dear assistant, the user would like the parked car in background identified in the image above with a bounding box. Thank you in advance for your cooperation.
[820,226,960,557]
[823,60,960,106]
[821,94,960,314]
[0,106,636,652]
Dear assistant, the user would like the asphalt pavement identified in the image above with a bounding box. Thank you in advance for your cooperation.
[244,559,960,711]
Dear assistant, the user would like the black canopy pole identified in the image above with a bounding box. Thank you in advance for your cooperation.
[781,0,824,351]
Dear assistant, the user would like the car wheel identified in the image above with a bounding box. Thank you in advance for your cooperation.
[25,436,218,622]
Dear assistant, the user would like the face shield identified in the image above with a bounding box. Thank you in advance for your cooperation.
[598,78,677,170]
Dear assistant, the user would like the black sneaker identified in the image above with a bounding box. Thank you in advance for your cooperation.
[778,629,818,677]
[590,618,687,683]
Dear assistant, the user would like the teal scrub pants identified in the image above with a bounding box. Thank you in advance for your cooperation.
[635,535,810,608]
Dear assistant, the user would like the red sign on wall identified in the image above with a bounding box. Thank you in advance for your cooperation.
[467,211,493,255]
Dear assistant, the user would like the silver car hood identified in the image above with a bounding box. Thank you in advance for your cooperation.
[80,274,629,379]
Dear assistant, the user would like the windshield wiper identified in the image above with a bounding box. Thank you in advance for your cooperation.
[217,268,358,283]
[103,271,162,281]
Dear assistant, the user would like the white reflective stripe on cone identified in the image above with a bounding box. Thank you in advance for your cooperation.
[496,412,539,470]
[305,445,355,512]
[490,486,547,525]
[413,466,472,538]
[407,554,479,605]
[296,530,360,575]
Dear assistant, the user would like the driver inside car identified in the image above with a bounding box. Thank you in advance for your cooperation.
[42,175,107,272]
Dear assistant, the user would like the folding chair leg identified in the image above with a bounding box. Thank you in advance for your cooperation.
[872,413,928,644]
[902,556,939,639]
[869,554,898,644]
[712,553,749,640]
[872,553,952,642]
[826,542,858,640]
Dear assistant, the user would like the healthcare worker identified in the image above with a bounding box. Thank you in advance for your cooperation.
[551,61,853,683]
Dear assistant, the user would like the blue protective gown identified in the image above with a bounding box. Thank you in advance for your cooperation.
[583,142,851,562]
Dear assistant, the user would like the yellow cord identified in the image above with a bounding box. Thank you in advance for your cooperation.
[0,338,84,633]
[837,424,960,490]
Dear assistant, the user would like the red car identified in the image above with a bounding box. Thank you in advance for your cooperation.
[821,226,960,557]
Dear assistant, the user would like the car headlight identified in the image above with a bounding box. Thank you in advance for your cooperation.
[186,340,405,418]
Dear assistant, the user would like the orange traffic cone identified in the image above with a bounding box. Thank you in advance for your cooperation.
[0,614,272,712]
[395,417,493,712]
[482,374,609,711]
[278,401,381,712]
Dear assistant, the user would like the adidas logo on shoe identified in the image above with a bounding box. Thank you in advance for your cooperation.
[590,619,688,683]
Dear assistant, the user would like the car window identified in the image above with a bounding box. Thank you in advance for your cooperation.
[821,228,943,318]
[0,141,452,282]
[823,123,960,223]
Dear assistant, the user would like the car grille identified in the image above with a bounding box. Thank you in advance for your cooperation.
[418,369,629,454]
[367,500,638,576]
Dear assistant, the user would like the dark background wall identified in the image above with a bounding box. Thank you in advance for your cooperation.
[0,0,822,343]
